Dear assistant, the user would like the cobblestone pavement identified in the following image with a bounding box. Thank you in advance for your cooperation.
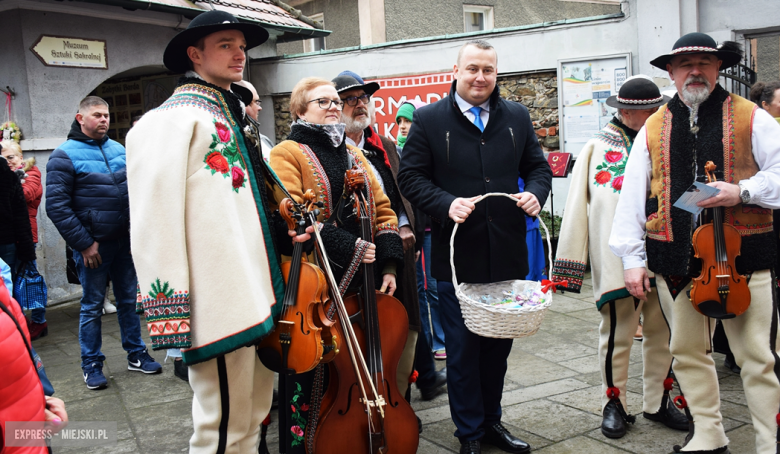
[33,275,755,453]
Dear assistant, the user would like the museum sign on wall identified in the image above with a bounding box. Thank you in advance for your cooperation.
[30,35,108,70]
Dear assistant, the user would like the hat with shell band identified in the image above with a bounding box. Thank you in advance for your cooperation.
[163,10,269,73]
[605,76,670,110]
[649,32,742,70]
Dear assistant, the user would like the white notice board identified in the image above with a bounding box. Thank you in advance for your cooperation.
[557,53,631,157]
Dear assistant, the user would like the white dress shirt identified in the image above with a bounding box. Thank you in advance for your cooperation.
[609,106,780,270]
[454,91,490,129]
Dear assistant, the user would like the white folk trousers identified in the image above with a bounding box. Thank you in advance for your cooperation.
[599,292,672,413]
[657,270,780,453]
[188,346,274,454]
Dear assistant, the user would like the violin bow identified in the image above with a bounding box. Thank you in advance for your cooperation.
[307,210,387,421]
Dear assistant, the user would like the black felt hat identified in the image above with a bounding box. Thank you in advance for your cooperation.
[331,74,380,96]
[163,10,269,73]
[231,83,254,105]
[650,32,742,70]
[606,77,670,109]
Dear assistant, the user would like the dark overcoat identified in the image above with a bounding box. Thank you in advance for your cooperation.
[398,81,552,284]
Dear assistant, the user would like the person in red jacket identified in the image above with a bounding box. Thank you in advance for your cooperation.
[1,140,47,340]
[0,273,67,453]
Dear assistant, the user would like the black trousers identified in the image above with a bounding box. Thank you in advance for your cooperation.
[437,281,513,441]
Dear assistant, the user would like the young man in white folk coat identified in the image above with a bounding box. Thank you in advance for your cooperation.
[126,11,310,453]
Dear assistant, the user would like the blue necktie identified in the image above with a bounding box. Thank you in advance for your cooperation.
[469,106,484,132]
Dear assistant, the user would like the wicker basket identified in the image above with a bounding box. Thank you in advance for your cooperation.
[450,193,553,339]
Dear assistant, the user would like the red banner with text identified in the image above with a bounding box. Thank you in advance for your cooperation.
[366,72,453,142]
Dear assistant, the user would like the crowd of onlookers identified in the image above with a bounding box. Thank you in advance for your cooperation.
[1,52,780,451]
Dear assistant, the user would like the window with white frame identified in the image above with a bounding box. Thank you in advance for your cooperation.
[303,13,326,53]
[463,5,494,33]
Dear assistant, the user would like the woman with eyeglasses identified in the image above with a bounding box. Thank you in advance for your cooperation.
[266,76,403,453]
[1,140,48,339]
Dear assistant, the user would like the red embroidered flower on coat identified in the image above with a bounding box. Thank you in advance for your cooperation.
[291,405,296,413]
[594,170,612,185]
[301,403,310,412]
[291,425,304,437]
[231,166,245,188]
[215,122,231,143]
[604,151,624,163]
[205,151,229,174]
[611,176,624,191]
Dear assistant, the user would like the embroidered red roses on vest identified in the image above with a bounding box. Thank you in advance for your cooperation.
[203,120,247,193]
[593,149,627,193]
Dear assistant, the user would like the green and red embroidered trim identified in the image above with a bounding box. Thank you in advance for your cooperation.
[289,381,310,447]
[141,278,191,350]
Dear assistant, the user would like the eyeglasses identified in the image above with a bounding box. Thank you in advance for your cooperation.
[253,100,262,107]
[308,98,344,110]
[3,154,20,160]
[341,94,371,107]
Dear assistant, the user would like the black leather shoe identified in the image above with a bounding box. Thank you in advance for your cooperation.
[418,367,447,401]
[601,400,627,439]
[644,396,688,431]
[173,359,189,382]
[723,353,741,374]
[673,445,729,453]
[460,440,481,454]
[482,423,531,453]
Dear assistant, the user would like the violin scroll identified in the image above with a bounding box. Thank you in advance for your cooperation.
[345,166,365,193]
[704,161,717,184]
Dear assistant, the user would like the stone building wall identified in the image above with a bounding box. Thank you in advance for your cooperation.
[498,71,559,150]
[756,35,780,82]
[271,70,559,150]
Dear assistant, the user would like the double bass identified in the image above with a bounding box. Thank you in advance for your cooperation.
[311,167,419,453]
[257,192,338,374]
[690,161,751,319]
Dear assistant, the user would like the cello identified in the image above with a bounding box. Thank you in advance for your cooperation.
[311,167,419,454]
[689,161,751,319]
[257,192,338,374]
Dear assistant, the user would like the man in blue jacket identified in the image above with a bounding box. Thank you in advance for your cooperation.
[398,40,552,454]
[46,96,160,390]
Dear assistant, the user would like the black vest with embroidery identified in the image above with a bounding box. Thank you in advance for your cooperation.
[644,86,775,277]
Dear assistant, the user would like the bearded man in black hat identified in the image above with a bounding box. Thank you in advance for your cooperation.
[552,76,688,440]
[125,10,310,453]
[611,32,780,454]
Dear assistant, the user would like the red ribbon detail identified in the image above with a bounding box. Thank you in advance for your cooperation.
[262,414,271,426]
[606,387,620,399]
[674,396,687,409]
[776,413,780,426]
[663,377,674,391]
[541,279,568,294]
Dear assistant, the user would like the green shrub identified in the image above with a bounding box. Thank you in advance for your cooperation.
[538,210,562,239]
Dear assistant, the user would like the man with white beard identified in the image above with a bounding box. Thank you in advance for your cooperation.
[331,71,425,404]
[610,33,780,454]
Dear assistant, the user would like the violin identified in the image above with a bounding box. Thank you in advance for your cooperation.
[690,161,751,319]
[257,192,338,374]
[312,166,419,454]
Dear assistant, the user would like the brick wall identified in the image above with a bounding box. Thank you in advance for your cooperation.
[271,70,559,149]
